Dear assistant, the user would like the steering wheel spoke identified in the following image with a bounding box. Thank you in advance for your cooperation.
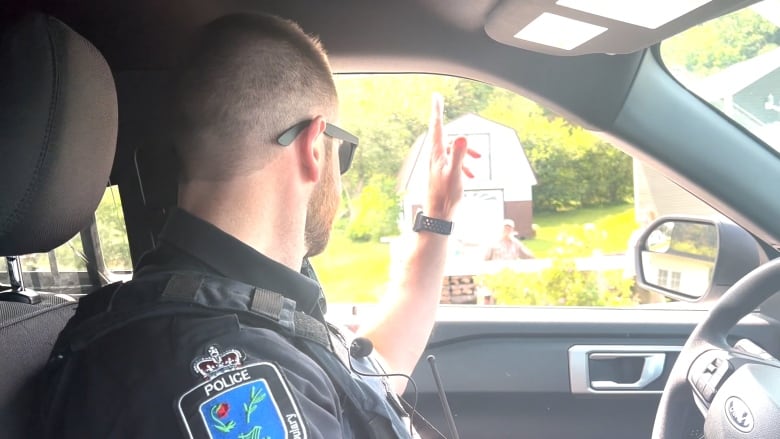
[687,349,733,415]
[732,338,780,363]
[687,343,778,415]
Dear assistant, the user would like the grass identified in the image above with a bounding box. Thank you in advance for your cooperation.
[312,203,637,303]
[525,204,636,257]
[309,232,391,303]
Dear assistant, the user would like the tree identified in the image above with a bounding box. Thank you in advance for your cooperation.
[479,89,633,211]
[347,175,401,242]
[578,142,633,207]
[94,188,133,271]
[662,8,780,77]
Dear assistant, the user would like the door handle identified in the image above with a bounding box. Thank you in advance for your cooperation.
[569,345,681,394]
[590,353,666,390]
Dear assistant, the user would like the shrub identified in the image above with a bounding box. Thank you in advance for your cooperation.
[478,263,635,307]
[477,226,636,307]
[347,175,401,242]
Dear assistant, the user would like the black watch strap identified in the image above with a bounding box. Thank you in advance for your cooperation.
[413,211,452,235]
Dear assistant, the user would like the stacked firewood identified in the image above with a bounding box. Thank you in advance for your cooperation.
[440,275,477,304]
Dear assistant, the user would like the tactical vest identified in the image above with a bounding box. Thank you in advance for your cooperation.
[37,270,433,439]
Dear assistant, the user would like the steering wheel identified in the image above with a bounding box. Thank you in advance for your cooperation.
[652,258,780,438]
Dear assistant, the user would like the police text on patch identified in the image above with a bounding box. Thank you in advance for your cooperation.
[203,368,251,396]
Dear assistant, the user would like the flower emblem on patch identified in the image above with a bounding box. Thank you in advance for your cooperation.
[210,403,236,433]
[178,362,307,439]
[201,384,276,438]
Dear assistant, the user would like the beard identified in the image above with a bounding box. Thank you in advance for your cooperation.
[304,142,340,257]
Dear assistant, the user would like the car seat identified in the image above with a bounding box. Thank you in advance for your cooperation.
[0,12,117,436]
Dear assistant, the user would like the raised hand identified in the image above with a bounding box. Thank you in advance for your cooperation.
[426,93,481,220]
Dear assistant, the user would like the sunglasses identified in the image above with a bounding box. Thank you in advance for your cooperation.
[277,120,359,175]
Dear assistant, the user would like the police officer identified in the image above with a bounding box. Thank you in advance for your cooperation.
[39,13,476,439]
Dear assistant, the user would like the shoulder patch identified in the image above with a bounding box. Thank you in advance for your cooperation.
[178,362,308,439]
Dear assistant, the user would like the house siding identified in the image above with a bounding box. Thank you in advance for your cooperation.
[634,161,716,219]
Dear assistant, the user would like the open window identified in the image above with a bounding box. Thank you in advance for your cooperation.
[310,74,729,328]
[1,186,132,297]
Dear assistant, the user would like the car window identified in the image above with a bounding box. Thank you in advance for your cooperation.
[94,186,133,278]
[661,0,780,151]
[1,186,132,294]
[310,74,722,314]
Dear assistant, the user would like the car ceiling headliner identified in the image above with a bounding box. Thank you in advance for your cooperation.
[32,0,757,131]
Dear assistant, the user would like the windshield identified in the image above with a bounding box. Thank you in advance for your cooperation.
[661,0,780,150]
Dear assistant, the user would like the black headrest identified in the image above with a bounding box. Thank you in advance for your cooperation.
[0,14,117,256]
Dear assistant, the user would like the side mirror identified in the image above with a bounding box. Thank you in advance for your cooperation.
[635,217,763,303]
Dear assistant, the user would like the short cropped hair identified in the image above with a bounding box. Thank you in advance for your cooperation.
[172,13,338,181]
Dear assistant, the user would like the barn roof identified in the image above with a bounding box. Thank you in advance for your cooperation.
[398,113,536,193]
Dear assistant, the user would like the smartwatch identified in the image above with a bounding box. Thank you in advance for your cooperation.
[412,211,453,236]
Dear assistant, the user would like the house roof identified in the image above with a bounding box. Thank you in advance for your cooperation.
[689,46,780,101]
[397,113,536,193]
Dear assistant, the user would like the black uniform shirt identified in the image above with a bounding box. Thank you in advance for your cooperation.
[54,209,360,438]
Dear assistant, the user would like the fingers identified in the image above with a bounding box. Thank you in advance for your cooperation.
[450,136,478,179]
[453,136,467,151]
[429,93,444,158]
[452,137,482,178]
[450,136,468,174]
[447,145,481,158]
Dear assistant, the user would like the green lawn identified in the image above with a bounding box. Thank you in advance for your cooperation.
[309,233,391,303]
[312,203,636,303]
[525,204,636,257]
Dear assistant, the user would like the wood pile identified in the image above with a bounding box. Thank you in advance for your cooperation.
[440,275,477,304]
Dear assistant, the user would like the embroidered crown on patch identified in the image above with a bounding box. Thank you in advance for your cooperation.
[193,345,245,380]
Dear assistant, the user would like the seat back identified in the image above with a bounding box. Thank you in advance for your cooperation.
[0,296,76,437]
[0,12,117,436]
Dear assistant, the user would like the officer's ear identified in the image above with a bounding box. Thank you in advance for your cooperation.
[296,117,327,184]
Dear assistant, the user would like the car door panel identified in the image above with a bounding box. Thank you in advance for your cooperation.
[407,307,780,439]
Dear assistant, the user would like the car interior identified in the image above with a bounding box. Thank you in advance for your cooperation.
[3,0,780,438]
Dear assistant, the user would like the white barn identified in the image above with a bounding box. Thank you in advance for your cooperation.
[398,114,537,242]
